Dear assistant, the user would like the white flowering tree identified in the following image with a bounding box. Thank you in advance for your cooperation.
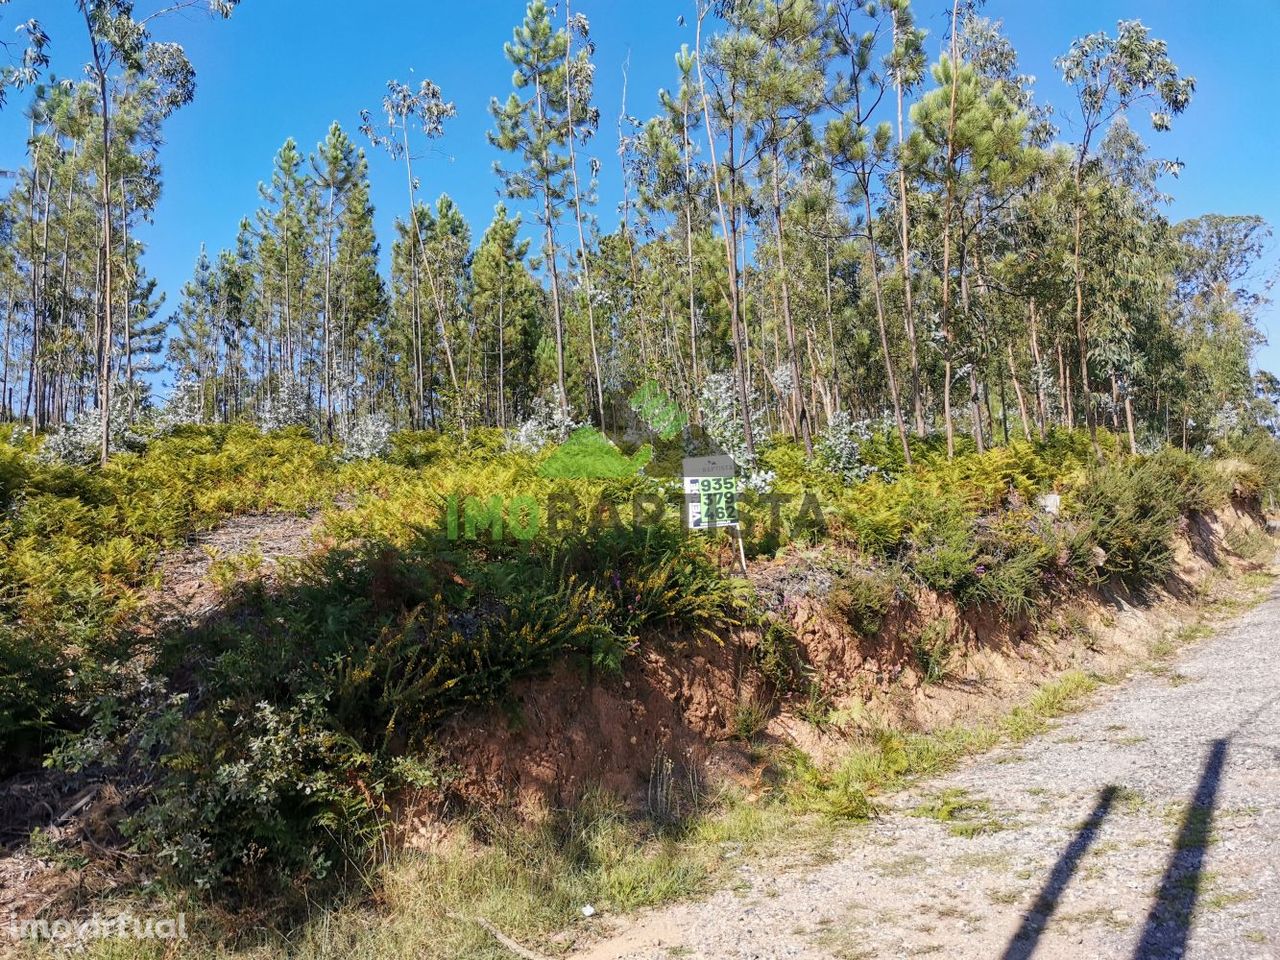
[509,389,580,452]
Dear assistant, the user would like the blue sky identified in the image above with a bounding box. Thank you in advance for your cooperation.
[2,0,1278,389]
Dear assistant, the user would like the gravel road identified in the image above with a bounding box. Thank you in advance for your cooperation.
[576,584,1280,960]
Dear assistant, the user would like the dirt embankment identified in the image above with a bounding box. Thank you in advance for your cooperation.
[433,498,1272,820]
[0,511,327,927]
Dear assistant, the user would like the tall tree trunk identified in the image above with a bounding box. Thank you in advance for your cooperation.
[1060,340,1074,428]
[770,148,812,456]
[0,287,14,415]
[1071,161,1098,456]
[1028,299,1048,438]
[497,289,506,429]
[695,9,755,461]
[400,129,464,433]
[120,178,134,392]
[681,91,700,398]
[893,9,925,437]
[1124,392,1138,454]
[89,36,114,466]
[1007,343,1032,440]
[939,0,962,458]
[532,71,568,416]
[563,1,606,426]
[823,230,842,414]
[323,181,336,436]
[861,187,912,466]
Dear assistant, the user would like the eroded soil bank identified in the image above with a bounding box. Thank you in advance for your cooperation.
[432,499,1270,822]
[571,562,1280,960]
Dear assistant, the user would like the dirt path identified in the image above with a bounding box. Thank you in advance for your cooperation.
[146,510,324,628]
[576,584,1280,960]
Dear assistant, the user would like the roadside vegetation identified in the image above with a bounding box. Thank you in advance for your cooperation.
[2,418,1277,959]
[1,0,1279,955]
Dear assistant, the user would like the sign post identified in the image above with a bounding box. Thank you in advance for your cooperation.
[682,455,747,572]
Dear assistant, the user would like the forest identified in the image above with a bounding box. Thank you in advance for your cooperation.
[0,1,1279,958]
[0,0,1274,464]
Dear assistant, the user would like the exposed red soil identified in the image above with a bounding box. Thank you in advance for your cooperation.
[430,498,1272,814]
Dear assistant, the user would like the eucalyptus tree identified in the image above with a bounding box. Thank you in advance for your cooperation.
[1055,19,1194,453]
[825,0,912,463]
[1172,213,1271,446]
[887,0,927,435]
[361,78,462,429]
[0,6,48,109]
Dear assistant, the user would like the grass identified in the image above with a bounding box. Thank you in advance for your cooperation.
[910,788,1011,837]
[730,696,773,743]
[782,669,1100,829]
[6,425,1277,957]
[41,662,1109,960]
[875,852,928,878]
[1112,786,1147,814]
[911,618,955,686]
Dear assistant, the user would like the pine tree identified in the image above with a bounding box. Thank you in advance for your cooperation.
[473,204,534,428]
[310,121,359,434]
[489,0,574,417]
[333,151,387,419]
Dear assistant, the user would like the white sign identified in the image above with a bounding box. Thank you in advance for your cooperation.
[682,455,739,530]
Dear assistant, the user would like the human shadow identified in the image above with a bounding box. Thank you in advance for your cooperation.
[1000,785,1120,960]
[1131,738,1229,959]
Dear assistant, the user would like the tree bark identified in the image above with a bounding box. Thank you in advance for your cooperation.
[893,9,925,437]
[563,1,606,427]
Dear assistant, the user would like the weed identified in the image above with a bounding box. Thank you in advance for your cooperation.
[827,567,897,637]
[1112,786,1146,814]
[797,682,835,728]
[1225,524,1272,560]
[754,616,806,694]
[912,618,955,685]
[911,788,1009,837]
[731,696,773,743]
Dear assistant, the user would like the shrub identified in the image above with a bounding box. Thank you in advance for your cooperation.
[754,616,806,693]
[338,412,393,461]
[904,496,980,596]
[912,618,955,685]
[959,507,1060,617]
[814,411,876,484]
[1148,446,1230,514]
[1222,431,1280,503]
[1071,458,1184,588]
[827,566,898,637]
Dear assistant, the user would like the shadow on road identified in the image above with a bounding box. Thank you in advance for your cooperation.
[1131,738,1230,959]
[999,785,1119,960]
